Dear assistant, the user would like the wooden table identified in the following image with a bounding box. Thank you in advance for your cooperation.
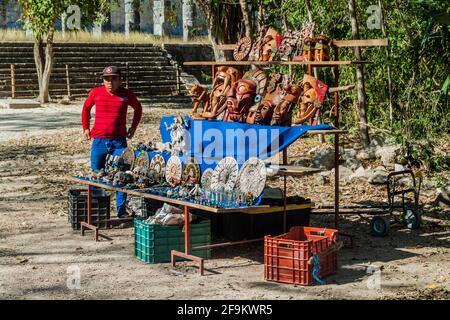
[67,176,313,275]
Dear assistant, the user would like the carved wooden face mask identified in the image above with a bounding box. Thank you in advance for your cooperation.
[273,91,293,126]
[253,100,275,125]
[225,79,257,122]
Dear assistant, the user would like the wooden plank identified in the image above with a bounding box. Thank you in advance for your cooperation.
[236,203,313,214]
[332,39,388,47]
[215,44,236,50]
[183,61,353,66]
[213,39,387,50]
[268,165,322,177]
[66,176,313,214]
[305,129,348,135]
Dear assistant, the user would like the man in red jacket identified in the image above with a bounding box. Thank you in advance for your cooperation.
[82,66,142,217]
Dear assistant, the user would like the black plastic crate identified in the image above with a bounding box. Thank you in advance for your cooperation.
[191,207,310,241]
[68,189,111,230]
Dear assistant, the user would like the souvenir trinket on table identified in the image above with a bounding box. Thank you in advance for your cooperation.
[164,116,188,156]
[182,161,201,186]
[134,151,150,172]
[238,157,267,198]
[210,157,239,192]
[200,168,214,191]
[165,155,183,187]
[149,154,166,183]
[119,147,135,170]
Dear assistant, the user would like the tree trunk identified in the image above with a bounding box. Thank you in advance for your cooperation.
[133,0,141,32]
[40,31,54,103]
[348,0,370,147]
[33,36,45,99]
[0,2,6,28]
[379,0,393,130]
[208,28,227,61]
[257,0,263,29]
[239,0,252,39]
[34,31,54,103]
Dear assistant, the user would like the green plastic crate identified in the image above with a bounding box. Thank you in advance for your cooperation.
[134,218,211,264]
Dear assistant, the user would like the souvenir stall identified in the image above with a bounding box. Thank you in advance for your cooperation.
[68,22,387,282]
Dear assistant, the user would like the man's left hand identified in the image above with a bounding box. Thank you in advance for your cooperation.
[127,127,136,139]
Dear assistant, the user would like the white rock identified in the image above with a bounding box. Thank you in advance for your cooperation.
[311,146,335,170]
[434,186,450,209]
[375,145,403,166]
[394,164,406,172]
[349,166,368,181]
[356,148,376,160]
[370,135,384,148]
[343,157,362,171]
[368,170,388,185]
[330,165,354,182]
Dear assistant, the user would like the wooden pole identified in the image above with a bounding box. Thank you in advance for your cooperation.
[126,62,129,89]
[10,64,15,98]
[65,64,71,98]
[334,47,340,230]
[175,62,180,95]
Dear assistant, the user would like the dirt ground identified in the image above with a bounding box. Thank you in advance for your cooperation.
[0,103,449,300]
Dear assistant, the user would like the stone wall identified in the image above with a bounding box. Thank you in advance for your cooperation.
[162,43,214,84]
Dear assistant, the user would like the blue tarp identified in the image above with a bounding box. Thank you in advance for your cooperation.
[159,116,333,172]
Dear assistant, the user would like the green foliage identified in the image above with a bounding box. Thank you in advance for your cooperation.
[18,0,112,39]
[260,0,449,150]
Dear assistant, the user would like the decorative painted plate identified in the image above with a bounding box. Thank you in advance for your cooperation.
[134,151,150,171]
[210,157,239,192]
[200,168,214,191]
[119,147,135,170]
[149,154,166,182]
[165,155,183,187]
[239,157,267,197]
[182,158,201,185]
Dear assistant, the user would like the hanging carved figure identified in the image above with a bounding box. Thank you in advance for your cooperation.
[223,67,267,123]
[202,66,241,120]
[294,74,329,125]
[189,84,210,119]
[272,79,302,127]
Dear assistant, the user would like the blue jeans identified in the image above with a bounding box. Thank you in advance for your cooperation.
[91,137,127,217]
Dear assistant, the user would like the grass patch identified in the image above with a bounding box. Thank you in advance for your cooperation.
[0,30,209,45]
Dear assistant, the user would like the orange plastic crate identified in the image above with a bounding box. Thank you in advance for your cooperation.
[264,226,338,286]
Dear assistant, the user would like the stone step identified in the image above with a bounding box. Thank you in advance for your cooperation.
[0,64,178,72]
[0,59,171,66]
[0,86,181,97]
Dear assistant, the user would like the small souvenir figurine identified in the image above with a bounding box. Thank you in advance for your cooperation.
[314,34,330,62]
[164,116,188,156]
